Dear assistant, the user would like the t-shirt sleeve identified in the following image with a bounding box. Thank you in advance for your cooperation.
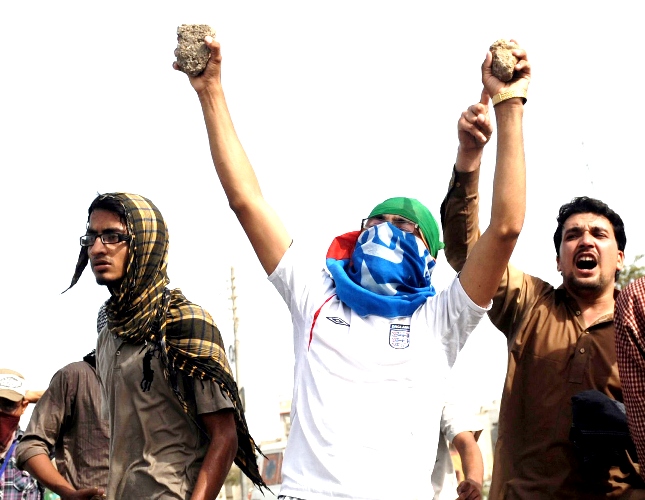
[194,378,234,415]
[16,367,70,468]
[269,241,332,352]
[440,402,484,443]
[428,275,490,362]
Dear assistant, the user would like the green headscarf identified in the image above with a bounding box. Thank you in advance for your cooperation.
[369,197,444,258]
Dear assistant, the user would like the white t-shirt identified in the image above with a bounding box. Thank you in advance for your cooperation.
[269,243,488,500]
[431,403,484,500]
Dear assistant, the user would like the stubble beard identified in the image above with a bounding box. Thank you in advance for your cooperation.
[564,271,613,298]
[93,273,122,290]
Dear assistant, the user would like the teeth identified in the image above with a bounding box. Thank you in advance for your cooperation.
[576,256,597,270]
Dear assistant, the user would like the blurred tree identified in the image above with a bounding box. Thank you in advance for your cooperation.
[225,463,240,486]
[617,254,645,290]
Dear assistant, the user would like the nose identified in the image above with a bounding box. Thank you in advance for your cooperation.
[88,237,107,256]
[578,230,595,247]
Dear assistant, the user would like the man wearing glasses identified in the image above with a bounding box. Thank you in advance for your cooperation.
[178,35,530,500]
[65,194,266,500]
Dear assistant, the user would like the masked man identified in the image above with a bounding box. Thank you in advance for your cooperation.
[1,369,43,499]
[177,35,530,500]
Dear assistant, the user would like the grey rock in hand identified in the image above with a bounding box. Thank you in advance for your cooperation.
[489,39,518,82]
[175,24,216,77]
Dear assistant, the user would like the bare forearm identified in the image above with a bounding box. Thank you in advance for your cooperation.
[460,448,484,488]
[453,432,484,499]
[23,454,76,497]
[195,76,291,274]
[489,100,525,239]
[25,390,45,403]
[190,411,238,500]
[455,147,484,174]
[191,442,237,500]
[198,84,262,211]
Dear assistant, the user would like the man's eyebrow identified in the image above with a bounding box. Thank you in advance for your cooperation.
[85,226,126,234]
[564,223,610,234]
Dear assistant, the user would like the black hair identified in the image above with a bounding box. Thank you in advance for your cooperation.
[83,349,97,368]
[87,194,127,226]
[553,196,626,256]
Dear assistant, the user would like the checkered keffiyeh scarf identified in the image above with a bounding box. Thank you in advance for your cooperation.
[67,192,265,489]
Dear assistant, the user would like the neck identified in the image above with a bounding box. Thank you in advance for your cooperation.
[565,284,616,327]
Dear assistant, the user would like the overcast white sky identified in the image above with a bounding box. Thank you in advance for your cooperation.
[2,1,643,442]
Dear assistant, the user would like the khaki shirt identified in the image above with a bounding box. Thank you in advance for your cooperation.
[16,361,109,491]
[441,168,638,499]
[97,326,233,500]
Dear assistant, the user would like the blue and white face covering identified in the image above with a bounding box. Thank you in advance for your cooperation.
[326,222,437,318]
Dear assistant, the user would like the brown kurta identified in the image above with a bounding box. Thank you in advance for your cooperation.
[15,360,109,491]
[440,168,640,499]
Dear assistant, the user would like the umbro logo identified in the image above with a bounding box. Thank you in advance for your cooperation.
[326,316,350,326]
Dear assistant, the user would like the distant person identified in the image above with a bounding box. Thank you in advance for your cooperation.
[178,34,529,499]
[432,403,484,500]
[16,350,109,499]
[66,193,266,499]
[615,277,645,480]
[441,76,644,497]
[0,368,43,499]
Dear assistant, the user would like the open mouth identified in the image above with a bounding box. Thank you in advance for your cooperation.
[576,255,597,270]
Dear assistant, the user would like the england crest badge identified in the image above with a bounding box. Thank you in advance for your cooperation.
[389,324,410,349]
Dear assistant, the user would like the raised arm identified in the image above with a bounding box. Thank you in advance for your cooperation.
[440,91,491,272]
[25,390,45,403]
[178,37,291,275]
[457,88,492,175]
[458,43,530,307]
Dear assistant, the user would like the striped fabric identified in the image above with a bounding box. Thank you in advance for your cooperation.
[615,277,645,479]
[68,193,265,489]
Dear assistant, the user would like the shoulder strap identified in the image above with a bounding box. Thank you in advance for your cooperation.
[0,439,18,478]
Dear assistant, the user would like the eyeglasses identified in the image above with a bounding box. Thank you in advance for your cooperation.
[361,215,419,234]
[80,232,132,247]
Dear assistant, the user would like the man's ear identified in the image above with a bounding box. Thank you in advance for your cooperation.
[19,398,29,415]
[617,250,625,273]
[556,255,561,273]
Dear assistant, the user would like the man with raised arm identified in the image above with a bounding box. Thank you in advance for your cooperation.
[441,48,643,497]
[178,36,529,500]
